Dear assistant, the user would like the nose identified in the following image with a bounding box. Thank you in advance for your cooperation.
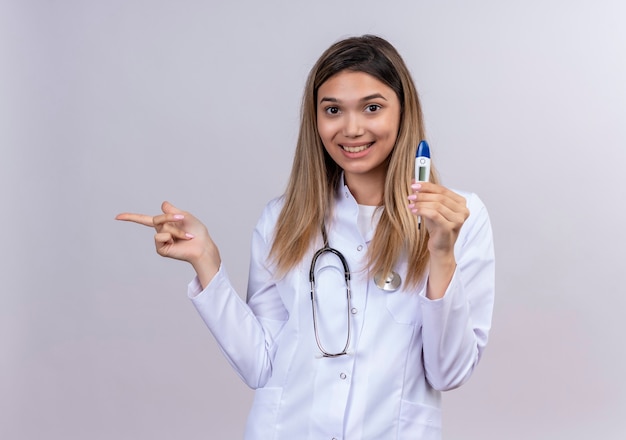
[342,113,365,138]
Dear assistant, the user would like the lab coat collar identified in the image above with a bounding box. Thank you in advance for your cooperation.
[336,173,359,215]
[334,173,378,243]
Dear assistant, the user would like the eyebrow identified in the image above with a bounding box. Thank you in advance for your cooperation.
[319,93,388,104]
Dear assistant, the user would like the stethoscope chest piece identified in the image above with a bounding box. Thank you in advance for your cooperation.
[374,270,402,292]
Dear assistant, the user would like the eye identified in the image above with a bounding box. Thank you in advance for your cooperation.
[325,106,340,115]
[365,104,382,113]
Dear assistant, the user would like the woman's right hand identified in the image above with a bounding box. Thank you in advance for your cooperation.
[115,201,221,288]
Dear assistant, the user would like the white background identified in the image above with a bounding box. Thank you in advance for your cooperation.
[2,0,625,438]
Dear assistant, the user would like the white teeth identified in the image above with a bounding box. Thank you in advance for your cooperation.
[341,143,372,153]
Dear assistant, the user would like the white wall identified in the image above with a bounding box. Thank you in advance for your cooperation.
[2,0,624,438]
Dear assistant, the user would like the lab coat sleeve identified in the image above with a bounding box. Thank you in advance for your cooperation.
[419,193,495,391]
[188,200,288,389]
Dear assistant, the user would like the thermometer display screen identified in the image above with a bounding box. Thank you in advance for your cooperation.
[418,166,428,181]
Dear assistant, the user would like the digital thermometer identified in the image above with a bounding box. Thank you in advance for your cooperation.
[415,140,431,229]
[415,140,431,183]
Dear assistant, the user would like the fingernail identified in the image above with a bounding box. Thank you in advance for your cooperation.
[174,214,185,220]
[185,233,195,238]
[408,203,415,209]
[411,183,422,190]
[407,194,417,201]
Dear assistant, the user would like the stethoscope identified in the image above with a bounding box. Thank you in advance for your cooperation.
[309,224,402,357]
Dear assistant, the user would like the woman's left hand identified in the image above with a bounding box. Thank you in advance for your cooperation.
[407,182,469,299]
[407,181,469,255]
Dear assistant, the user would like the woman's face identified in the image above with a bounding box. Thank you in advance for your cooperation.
[316,70,401,188]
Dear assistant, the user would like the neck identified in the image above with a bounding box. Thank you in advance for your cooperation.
[344,171,385,206]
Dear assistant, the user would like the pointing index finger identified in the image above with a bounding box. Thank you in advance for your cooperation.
[115,213,155,227]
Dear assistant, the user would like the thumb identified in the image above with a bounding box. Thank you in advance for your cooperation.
[161,201,184,215]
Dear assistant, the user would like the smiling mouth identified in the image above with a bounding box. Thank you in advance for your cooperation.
[340,142,373,153]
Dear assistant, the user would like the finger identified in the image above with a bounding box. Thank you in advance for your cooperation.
[155,231,173,245]
[408,187,468,223]
[413,196,469,227]
[154,232,174,256]
[428,195,465,216]
[160,221,195,240]
[161,201,184,215]
[153,212,186,227]
[410,182,465,204]
[410,187,466,213]
[416,201,469,226]
[115,213,155,227]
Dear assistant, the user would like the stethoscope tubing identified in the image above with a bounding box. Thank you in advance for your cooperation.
[308,223,402,357]
[309,245,352,357]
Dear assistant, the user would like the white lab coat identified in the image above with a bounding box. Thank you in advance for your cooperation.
[188,182,495,440]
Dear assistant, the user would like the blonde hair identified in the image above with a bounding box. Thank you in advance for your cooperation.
[269,35,438,288]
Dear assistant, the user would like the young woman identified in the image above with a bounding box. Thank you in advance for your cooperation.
[117,35,495,440]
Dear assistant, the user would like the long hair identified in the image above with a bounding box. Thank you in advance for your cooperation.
[269,35,437,288]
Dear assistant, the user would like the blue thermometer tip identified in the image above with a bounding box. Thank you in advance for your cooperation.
[416,140,430,159]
